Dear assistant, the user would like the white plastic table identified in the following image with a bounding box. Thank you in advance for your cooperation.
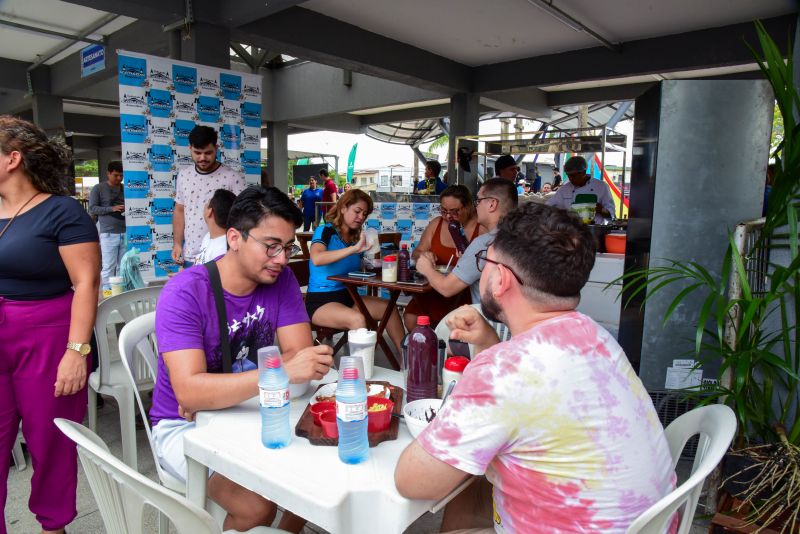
[184,367,470,534]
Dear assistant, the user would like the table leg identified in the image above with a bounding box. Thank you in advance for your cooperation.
[342,286,401,370]
[186,456,209,509]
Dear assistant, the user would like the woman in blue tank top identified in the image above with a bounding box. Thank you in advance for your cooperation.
[305,189,405,354]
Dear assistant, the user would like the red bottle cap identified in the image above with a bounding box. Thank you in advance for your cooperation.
[342,368,359,380]
[383,255,397,262]
[445,356,470,372]
[401,244,408,249]
[417,316,430,326]
[265,356,281,369]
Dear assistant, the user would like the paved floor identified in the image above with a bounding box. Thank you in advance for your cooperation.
[5,338,710,533]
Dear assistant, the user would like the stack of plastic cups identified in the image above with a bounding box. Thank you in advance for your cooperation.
[336,356,369,464]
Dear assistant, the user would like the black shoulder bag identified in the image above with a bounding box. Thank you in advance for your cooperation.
[204,261,232,373]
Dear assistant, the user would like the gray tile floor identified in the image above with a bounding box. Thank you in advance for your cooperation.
[5,338,710,533]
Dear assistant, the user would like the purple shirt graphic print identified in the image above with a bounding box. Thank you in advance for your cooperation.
[150,263,308,425]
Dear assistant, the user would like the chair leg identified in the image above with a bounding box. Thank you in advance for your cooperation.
[87,387,98,432]
[12,433,26,471]
[332,332,349,356]
[158,510,170,534]
[116,387,138,470]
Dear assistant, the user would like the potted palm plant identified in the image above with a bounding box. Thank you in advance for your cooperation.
[621,21,800,533]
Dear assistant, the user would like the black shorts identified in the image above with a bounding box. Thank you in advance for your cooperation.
[305,289,355,321]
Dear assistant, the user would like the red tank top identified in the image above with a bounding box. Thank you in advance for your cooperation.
[430,218,480,265]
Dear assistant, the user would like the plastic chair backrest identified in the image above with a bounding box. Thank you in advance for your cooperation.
[54,419,220,534]
[118,312,183,492]
[626,404,736,534]
[94,286,162,387]
[434,304,511,357]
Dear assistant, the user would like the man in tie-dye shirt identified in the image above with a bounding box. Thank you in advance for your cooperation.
[395,203,676,533]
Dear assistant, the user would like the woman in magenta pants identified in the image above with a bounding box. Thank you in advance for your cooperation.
[0,116,100,534]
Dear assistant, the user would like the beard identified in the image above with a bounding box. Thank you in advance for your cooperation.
[480,287,504,323]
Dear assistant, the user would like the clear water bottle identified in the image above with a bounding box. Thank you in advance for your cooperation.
[336,367,369,464]
[398,244,411,282]
[258,346,291,449]
[406,316,439,402]
[447,221,469,254]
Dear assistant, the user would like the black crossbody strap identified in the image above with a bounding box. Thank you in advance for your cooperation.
[204,261,232,373]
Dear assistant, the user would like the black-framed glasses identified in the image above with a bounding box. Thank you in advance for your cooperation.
[242,231,302,259]
[475,248,524,285]
[439,206,463,217]
[474,196,498,207]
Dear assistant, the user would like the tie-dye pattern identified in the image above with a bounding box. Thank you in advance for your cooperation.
[418,312,676,533]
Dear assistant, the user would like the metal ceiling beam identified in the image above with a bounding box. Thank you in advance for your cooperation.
[525,0,619,52]
[235,7,471,93]
[27,13,119,76]
[474,14,795,93]
[48,19,170,97]
[218,0,309,28]
[64,113,120,137]
[0,19,106,46]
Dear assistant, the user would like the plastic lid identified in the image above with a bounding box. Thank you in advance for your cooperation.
[417,316,430,326]
[445,356,470,372]
[401,244,408,249]
[383,255,397,262]
[342,368,359,380]
[264,356,281,369]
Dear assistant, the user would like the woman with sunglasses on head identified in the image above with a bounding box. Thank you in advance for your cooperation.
[0,116,100,534]
[306,189,405,354]
[404,185,484,332]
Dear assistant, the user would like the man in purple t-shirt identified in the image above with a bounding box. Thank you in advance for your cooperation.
[152,186,333,533]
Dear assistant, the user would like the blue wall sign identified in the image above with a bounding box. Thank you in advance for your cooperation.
[81,44,105,78]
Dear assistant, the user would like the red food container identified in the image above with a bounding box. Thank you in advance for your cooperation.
[320,411,339,438]
[605,232,627,254]
[367,397,394,433]
[310,401,335,426]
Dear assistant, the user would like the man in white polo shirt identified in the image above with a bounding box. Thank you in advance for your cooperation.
[172,126,246,266]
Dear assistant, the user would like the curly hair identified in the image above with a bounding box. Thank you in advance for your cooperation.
[0,116,71,195]
[325,189,373,242]
[493,203,595,301]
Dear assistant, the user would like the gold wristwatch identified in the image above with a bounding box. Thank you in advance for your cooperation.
[66,341,91,356]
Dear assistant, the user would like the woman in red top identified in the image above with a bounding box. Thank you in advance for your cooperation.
[404,185,483,331]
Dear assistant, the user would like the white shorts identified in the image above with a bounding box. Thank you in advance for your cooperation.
[151,418,196,484]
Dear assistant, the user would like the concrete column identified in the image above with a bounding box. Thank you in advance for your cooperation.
[31,93,64,137]
[97,146,118,183]
[169,29,182,60]
[266,121,289,195]
[448,93,480,191]
[181,23,230,69]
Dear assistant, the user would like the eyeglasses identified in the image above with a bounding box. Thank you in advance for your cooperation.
[474,196,498,207]
[475,248,524,285]
[439,206,463,217]
[242,231,302,259]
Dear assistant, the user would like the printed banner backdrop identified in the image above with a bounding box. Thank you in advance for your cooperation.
[365,202,438,299]
[117,50,263,280]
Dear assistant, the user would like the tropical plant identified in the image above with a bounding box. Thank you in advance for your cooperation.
[620,21,800,531]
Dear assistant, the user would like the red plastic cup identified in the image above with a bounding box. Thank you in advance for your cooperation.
[320,411,339,438]
[310,401,335,426]
[367,397,394,433]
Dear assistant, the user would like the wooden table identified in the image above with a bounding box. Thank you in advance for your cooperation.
[296,231,314,259]
[327,274,433,370]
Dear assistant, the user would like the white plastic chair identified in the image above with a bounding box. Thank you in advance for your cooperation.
[117,312,183,492]
[434,303,512,358]
[626,404,737,534]
[54,419,289,534]
[88,286,162,469]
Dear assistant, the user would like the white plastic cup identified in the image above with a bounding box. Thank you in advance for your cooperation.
[109,276,125,296]
[348,328,377,379]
